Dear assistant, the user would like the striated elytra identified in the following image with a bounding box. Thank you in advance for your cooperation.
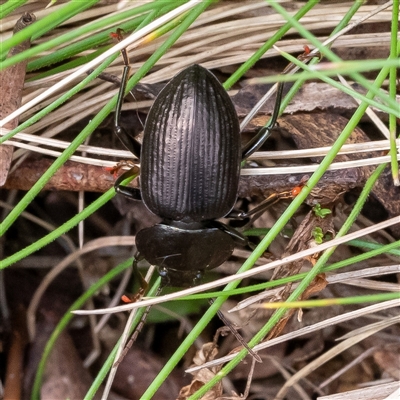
[141,65,241,222]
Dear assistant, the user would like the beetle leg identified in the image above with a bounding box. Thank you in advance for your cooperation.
[235,193,283,219]
[112,30,142,158]
[114,167,142,201]
[122,251,152,300]
[229,189,298,231]
[241,81,284,160]
[120,252,148,303]
[236,183,304,222]
[214,221,249,246]
[115,184,142,201]
[114,63,142,158]
[131,251,148,294]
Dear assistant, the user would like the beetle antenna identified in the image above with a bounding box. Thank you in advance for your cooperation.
[209,299,262,363]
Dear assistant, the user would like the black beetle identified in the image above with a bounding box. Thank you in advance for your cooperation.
[113,60,283,288]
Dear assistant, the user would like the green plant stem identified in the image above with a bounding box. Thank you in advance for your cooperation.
[267,0,397,115]
[27,0,185,72]
[346,239,400,256]
[183,236,400,299]
[223,0,361,90]
[191,164,389,399]
[223,0,318,90]
[264,0,363,132]
[261,56,399,115]
[27,15,146,72]
[262,292,400,308]
[3,1,213,397]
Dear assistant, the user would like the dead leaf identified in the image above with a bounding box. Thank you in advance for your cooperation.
[178,342,223,400]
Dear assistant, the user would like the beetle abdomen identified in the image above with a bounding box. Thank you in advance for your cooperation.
[141,65,241,222]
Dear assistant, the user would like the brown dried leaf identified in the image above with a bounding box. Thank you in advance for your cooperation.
[178,342,223,400]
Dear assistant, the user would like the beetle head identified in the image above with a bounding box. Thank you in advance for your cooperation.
[158,267,203,288]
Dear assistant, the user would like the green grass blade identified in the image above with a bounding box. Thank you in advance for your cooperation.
[0,0,28,19]
[0,0,100,61]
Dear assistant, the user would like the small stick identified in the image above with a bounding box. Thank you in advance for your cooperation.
[3,158,366,206]
[0,12,36,186]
